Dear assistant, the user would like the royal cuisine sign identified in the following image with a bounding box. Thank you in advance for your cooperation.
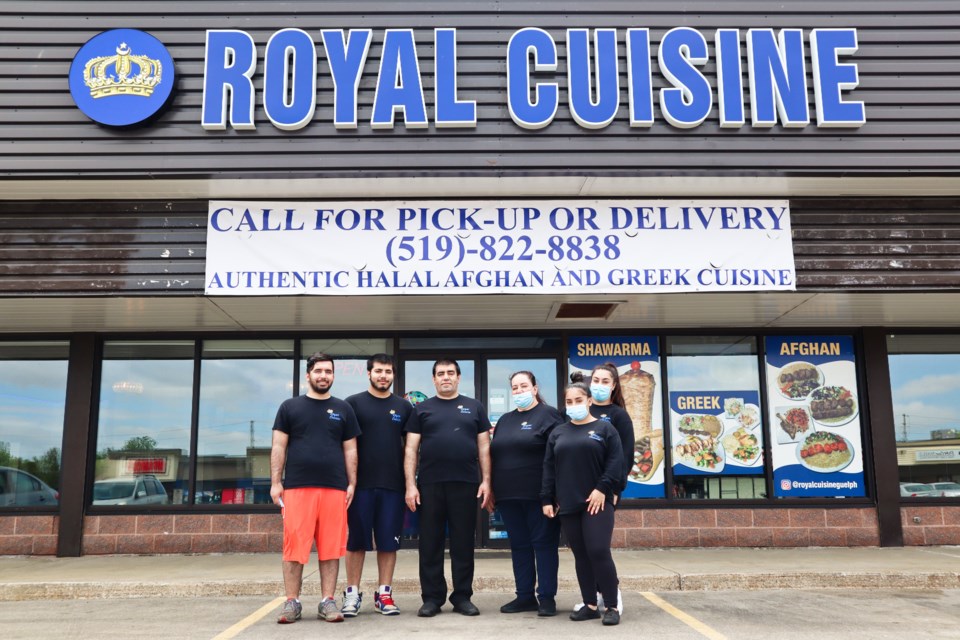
[204,200,795,295]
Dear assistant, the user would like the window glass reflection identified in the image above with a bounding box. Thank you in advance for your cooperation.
[196,340,294,504]
[94,341,193,506]
[666,337,764,500]
[0,341,68,507]
[888,335,960,497]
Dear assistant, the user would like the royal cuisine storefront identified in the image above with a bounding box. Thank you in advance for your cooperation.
[2,2,960,556]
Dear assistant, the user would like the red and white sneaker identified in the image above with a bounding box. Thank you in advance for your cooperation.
[374,587,400,615]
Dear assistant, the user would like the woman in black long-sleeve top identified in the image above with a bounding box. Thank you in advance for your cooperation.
[589,363,635,501]
[490,371,565,617]
[541,377,623,626]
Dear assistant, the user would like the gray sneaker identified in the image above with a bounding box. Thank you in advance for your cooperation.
[319,597,344,623]
[277,598,302,624]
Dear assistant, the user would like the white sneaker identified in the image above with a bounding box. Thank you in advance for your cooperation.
[341,587,362,617]
[573,590,622,613]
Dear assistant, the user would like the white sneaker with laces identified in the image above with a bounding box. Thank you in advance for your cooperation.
[341,588,362,617]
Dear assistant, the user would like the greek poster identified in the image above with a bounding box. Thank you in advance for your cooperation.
[765,336,866,498]
[568,336,664,498]
[670,391,764,476]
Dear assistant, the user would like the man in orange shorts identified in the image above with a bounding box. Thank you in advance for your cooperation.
[271,352,360,624]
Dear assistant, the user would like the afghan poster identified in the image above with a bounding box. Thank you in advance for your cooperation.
[765,335,866,497]
[568,336,664,498]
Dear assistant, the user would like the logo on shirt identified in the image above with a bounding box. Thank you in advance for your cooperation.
[520,421,533,430]
[458,404,471,415]
[599,413,612,422]
[588,430,604,442]
[327,409,342,422]
[389,409,403,423]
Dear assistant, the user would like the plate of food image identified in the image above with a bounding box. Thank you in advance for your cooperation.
[673,434,724,473]
[808,385,859,427]
[776,361,823,400]
[796,431,854,473]
[722,427,761,466]
[775,406,813,444]
[737,403,761,430]
[676,413,723,438]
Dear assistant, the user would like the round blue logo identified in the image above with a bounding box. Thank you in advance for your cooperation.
[69,29,175,127]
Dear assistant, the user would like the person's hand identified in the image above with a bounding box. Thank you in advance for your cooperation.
[405,486,420,512]
[345,484,355,509]
[613,494,619,506]
[483,489,496,514]
[542,504,556,518]
[270,482,284,507]
[478,481,493,512]
[586,489,606,515]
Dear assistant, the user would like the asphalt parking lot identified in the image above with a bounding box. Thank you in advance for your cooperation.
[4,589,960,640]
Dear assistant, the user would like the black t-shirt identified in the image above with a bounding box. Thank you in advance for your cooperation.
[346,391,413,492]
[272,395,361,490]
[404,395,489,485]
[490,403,564,501]
[590,403,635,493]
[541,419,623,515]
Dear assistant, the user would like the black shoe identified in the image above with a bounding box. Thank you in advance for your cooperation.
[452,600,480,616]
[537,597,557,617]
[569,606,601,621]
[417,602,441,617]
[500,597,539,614]
[602,608,620,626]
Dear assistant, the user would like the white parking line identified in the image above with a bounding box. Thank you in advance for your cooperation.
[640,592,728,640]
[211,596,285,640]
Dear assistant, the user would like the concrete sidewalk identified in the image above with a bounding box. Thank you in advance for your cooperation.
[3,546,960,601]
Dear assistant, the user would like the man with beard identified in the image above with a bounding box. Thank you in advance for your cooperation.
[340,354,413,617]
[271,353,360,624]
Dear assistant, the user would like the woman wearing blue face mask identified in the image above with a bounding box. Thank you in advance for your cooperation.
[541,374,623,627]
[589,363,635,504]
[489,371,565,617]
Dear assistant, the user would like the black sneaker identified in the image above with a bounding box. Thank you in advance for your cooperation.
[417,602,441,617]
[602,608,620,626]
[452,600,480,616]
[500,597,539,614]
[569,606,601,621]
[537,597,557,617]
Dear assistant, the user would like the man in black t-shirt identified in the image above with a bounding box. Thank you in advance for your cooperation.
[340,354,412,617]
[271,353,360,624]
[404,358,492,618]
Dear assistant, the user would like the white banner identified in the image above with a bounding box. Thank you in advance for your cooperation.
[204,200,795,295]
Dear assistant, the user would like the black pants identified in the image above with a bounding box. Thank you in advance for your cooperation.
[559,505,618,609]
[417,481,479,606]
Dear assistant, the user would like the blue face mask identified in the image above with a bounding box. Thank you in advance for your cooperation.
[590,384,612,402]
[513,391,534,409]
[566,404,589,421]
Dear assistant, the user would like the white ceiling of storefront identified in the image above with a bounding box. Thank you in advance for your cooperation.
[1,291,958,334]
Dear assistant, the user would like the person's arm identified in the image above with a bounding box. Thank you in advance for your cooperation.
[596,426,625,498]
[270,430,289,506]
[342,437,358,508]
[404,432,422,511]
[614,409,635,497]
[477,430,493,511]
[540,432,558,518]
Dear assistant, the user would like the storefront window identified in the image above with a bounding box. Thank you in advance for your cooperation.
[196,340,294,504]
[666,337,765,499]
[888,334,960,498]
[94,341,193,507]
[0,341,68,508]
[301,338,392,399]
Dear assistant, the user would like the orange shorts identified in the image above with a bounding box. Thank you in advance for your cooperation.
[281,487,348,563]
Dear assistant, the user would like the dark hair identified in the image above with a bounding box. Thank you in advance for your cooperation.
[432,358,461,377]
[567,371,592,399]
[509,370,547,406]
[367,353,395,371]
[591,362,625,408]
[306,352,334,373]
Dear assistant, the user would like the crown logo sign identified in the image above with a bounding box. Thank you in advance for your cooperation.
[83,41,162,98]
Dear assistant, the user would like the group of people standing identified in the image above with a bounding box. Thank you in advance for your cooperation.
[270,352,633,627]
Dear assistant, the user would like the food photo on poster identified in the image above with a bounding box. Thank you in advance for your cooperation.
[765,336,866,498]
[568,336,664,498]
[669,391,764,477]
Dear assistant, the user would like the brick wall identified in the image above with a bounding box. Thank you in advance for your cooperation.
[613,507,881,548]
[81,514,282,554]
[0,515,58,555]
[901,506,960,545]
